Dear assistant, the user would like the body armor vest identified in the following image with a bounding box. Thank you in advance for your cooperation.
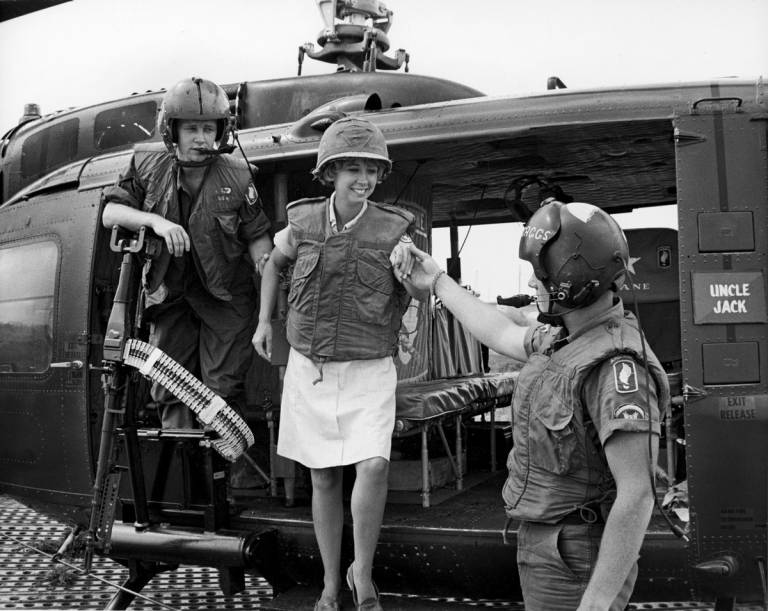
[502,305,671,523]
[106,143,260,301]
[285,197,413,361]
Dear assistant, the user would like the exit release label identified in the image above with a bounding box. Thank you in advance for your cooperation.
[692,271,767,324]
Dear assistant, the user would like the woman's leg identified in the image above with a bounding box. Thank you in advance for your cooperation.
[349,457,389,602]
[311,466,344,602]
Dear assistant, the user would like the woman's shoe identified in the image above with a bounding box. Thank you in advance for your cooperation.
[346,564,382,611]
[356,598,383,611]
[313,597,340,611]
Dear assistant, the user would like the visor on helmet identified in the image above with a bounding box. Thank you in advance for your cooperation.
[520,201,629,309]
[519,202,562,283]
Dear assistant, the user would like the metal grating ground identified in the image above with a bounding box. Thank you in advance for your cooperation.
[0,495,272,610]
[0,495,763,610]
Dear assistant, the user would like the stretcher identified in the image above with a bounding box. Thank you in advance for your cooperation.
[394,372,517,507]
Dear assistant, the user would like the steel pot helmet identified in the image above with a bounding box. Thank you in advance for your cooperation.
[157,77,233,153]
[312,116,392,183]
[520,201,629,309]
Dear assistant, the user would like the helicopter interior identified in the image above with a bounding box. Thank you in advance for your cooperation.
[85,137,684,515]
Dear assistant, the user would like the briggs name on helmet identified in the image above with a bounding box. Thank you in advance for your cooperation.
[521,225,554,241]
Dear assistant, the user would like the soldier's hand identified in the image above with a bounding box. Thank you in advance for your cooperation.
[153,218,190,257]
[403,243,441,291]
[252,320,272,362]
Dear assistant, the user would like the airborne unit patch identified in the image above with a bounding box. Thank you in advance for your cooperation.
[612,358,639,393]
[246,183,259,206]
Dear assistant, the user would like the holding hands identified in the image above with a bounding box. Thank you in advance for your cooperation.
[389,238,414,282]
[393,243,444,299]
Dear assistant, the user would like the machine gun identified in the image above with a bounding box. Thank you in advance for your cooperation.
[80,226,264,606]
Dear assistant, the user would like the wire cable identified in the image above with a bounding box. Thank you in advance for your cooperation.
[391,160,423,207]
[622,260,689,542]
[457,185,486,256]
[0,530,178,611]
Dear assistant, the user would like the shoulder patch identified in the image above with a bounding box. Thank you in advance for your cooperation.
[246,183,259,206]
[612,404,647,420]
[612,358,639,393]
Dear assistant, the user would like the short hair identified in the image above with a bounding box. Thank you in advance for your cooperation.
[317,157,388,187]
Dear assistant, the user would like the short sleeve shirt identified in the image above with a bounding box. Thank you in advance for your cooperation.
[235,179,271,243]
[524,318,661,448]
[582,355,661,446]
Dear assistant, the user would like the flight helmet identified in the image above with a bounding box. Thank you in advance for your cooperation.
[157,77,233,153]
[519,201,629,309]
[312,116,392,183]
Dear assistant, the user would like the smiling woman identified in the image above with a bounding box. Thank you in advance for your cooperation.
[0,1,766,607]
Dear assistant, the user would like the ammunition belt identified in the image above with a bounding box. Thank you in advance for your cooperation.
[122,338,254,462]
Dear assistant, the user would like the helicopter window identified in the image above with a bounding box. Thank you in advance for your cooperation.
[0,241,57,374]
[93,101,156,151]
[20,118,79,182]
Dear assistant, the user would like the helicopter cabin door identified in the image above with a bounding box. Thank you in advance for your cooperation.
[0,171,108,520]
[673,93,768,605]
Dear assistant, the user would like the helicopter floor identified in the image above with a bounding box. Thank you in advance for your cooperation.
[232,469,509,530]
[232,469,680,534]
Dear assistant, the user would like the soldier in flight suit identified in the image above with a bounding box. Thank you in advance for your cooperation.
[399,201,669,610]
[101,77,272,485]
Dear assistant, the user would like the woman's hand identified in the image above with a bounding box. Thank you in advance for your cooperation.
[252,319,273,361]
[390,240,414,282]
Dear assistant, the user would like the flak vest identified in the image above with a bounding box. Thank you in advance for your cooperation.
[104,143,258,301]
[502,307,671,523]
[285,197,414,362]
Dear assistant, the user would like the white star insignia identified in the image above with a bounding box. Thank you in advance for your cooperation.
[626,256,641,275]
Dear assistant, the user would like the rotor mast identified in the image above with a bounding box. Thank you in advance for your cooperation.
[299,0,409,73]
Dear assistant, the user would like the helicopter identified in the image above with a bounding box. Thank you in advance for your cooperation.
[0,0,766,608]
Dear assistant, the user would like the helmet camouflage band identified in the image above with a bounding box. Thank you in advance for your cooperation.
[312,116,392,181]
[157,77,234,153]
[519,201,629,309]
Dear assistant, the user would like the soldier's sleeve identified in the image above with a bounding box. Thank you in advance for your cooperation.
[100,153,144,209]
[583,355,661,446]
[238,181,272,241]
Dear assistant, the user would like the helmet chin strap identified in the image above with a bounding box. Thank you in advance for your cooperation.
[174,155,216,168]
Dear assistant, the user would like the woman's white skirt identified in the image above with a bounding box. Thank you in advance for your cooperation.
[276,348,397,469]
